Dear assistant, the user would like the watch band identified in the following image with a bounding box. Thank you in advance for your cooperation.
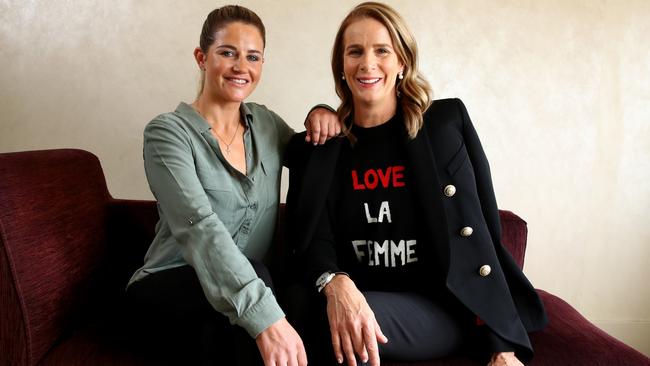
[316,271,349,293]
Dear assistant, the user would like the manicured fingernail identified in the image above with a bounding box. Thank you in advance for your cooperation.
[337,357,343,363]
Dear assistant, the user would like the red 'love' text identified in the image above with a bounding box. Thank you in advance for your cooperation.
[351,165,406,190]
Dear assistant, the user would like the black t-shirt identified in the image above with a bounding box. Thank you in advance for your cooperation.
[328,114,433,292]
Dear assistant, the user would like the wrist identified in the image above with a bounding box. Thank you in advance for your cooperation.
[322,273,351,298]
[304,104,336,126]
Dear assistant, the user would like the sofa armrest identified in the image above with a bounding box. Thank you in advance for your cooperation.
[528,290,650,365]
[0,148,113,366]
[499,210,528,269]
[0,233,29,366]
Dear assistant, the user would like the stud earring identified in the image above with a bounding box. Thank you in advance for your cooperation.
[341,73,346,80]
[398,70,404,80]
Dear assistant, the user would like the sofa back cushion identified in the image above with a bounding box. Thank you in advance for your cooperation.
[0,149,110,366]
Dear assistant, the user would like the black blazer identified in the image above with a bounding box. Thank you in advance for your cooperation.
[285,98,547,356]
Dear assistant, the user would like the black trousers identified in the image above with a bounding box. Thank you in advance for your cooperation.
[285,284,495,366]
[125,260,273,366]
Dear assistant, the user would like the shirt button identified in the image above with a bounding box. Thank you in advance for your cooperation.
[444,185,456,197]
[250,203,258,210]
[460,226,473,237]
[479,265,491,277]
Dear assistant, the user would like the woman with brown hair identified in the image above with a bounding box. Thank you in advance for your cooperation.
[126,5,337,366]
[286,2,547,365]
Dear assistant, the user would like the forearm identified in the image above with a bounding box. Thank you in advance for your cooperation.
[178,216,285,337]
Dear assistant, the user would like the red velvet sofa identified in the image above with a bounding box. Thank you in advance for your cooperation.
[1,149,648,366]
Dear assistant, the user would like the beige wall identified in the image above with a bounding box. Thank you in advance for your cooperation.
[1,0,648,356]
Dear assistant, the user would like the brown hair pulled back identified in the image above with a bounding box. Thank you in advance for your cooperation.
[197,5,266,95]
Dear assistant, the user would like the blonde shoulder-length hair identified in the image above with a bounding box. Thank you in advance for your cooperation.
[332,2,432,139]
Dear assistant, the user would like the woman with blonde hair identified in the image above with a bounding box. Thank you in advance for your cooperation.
[286,2,547,365]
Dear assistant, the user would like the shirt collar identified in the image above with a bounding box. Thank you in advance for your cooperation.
[239,102,254,127]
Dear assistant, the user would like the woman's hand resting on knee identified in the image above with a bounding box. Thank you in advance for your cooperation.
[488,352,524,366]
[323,275,388,366]
[256,317,307,366]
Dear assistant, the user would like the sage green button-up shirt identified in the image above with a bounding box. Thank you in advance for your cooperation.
[128,102,294,337]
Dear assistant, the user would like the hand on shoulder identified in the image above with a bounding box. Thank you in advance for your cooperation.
[304,106,342,145]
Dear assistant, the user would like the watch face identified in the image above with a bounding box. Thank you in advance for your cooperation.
[316,272,331,287]
[316,272,335,292]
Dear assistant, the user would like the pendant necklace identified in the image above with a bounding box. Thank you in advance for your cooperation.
[213,122,240,154]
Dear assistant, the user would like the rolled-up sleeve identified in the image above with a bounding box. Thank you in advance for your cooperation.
[143,119,284,337]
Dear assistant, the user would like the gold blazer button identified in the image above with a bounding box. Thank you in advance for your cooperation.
[444,184,457,197]
[479,265,492,277]
[460,226,473,237]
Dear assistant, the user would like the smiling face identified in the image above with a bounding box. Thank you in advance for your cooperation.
[342,17,404,113]
[196,21,264,104]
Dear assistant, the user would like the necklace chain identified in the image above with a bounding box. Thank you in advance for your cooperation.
[191,103,241,155]
[212,122,240,154]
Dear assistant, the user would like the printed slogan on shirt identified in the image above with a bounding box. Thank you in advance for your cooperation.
[349,165,417,268]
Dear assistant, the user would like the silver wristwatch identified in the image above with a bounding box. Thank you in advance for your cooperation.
[315,271,348,293]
